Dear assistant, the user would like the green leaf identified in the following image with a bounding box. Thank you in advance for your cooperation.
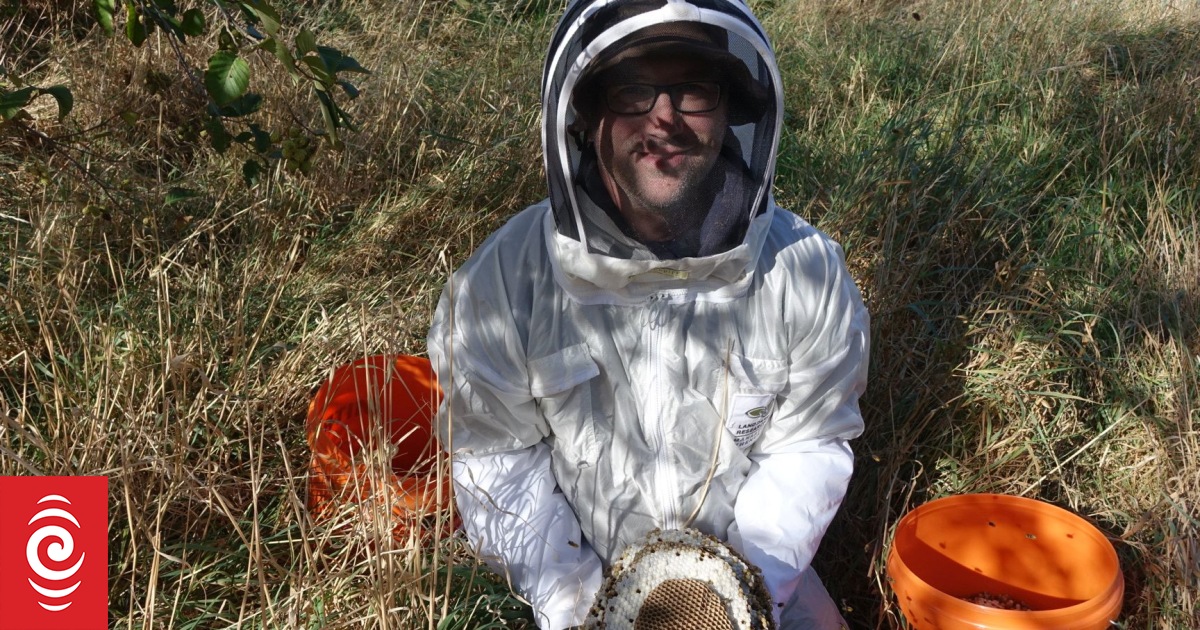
[248,123,272,152]
[218,28,238,52]
[95,0,118,35]
[43,85,74,119]
[314,90,343,150]
[159,15,185,39]
[0,87,37,120]
[204,51,251,105]
[336,80,359,99]
[242,159,262,186]
[4,72,27,90]
[204,115,230,153]
[301,54,333,86]
[295,29,317,55]
[181,9,205,36]
[316,46,369,74]
[337,107,358,133]
[165,187,200,205]
[146,0,182,37]
[240,0,281,37]
[125,4,147,46]
[258,38,298,78]
[218,92,262,117]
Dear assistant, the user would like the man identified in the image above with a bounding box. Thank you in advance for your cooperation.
[428,1,869,628]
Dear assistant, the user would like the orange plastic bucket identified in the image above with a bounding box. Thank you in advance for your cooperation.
[886,493,1123,630]
[305,354,452,539]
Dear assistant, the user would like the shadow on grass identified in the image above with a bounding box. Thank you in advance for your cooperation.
[796,17,1200,629]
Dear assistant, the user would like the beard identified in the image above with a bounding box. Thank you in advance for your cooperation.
[608,142,723,238]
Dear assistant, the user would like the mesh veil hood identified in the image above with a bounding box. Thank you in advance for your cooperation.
[540,0,783,263]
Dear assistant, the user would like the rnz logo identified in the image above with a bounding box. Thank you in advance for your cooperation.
[0,476,108,630]
[27,494,88,611]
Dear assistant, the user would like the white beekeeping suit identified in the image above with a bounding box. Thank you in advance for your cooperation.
[428,1,869,628]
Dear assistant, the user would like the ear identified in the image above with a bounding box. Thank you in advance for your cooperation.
[568,119,592,150]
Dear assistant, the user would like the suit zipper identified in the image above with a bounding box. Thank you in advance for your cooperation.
[646,295,678,528]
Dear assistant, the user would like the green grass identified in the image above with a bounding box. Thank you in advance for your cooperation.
[2,0,1197,627]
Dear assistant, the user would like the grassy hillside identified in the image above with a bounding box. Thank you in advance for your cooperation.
[2,0,1196,627]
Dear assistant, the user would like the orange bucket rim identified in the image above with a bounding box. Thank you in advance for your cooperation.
[887,492,1124,625]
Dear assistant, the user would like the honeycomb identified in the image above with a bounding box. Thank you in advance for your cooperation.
[585,528,776,630]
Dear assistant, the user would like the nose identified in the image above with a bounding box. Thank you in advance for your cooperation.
[646,91,681,128]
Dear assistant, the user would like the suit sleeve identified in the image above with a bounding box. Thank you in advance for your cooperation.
[428,250,603,630]
[727,233,869,622]
[452,446,604,629]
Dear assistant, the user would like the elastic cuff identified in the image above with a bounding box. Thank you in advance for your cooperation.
[537,606,586,630]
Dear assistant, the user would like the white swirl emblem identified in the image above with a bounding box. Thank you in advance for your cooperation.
[26,494,86,612]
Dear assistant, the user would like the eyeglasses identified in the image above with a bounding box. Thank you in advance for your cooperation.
[604,81,722,115]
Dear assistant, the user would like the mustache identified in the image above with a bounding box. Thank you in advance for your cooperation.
[634,133,697,153]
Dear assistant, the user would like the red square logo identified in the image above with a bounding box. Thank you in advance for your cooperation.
[0,476,108,630]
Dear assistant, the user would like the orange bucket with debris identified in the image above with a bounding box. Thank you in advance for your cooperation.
[306,354,453,539]
[886,493,1123,630]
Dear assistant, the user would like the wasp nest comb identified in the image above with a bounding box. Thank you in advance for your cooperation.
[585,528,776,630]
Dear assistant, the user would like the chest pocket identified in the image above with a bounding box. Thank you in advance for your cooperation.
[718,353,787,452]
[528,343,601,465]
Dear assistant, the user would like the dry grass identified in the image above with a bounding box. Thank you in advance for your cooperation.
[760,1,1199,626]
[2,0,1197,627]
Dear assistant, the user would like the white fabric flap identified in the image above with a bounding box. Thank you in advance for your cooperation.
[527,343,600,397]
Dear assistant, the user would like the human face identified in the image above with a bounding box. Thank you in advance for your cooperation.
[592,55,728,241]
